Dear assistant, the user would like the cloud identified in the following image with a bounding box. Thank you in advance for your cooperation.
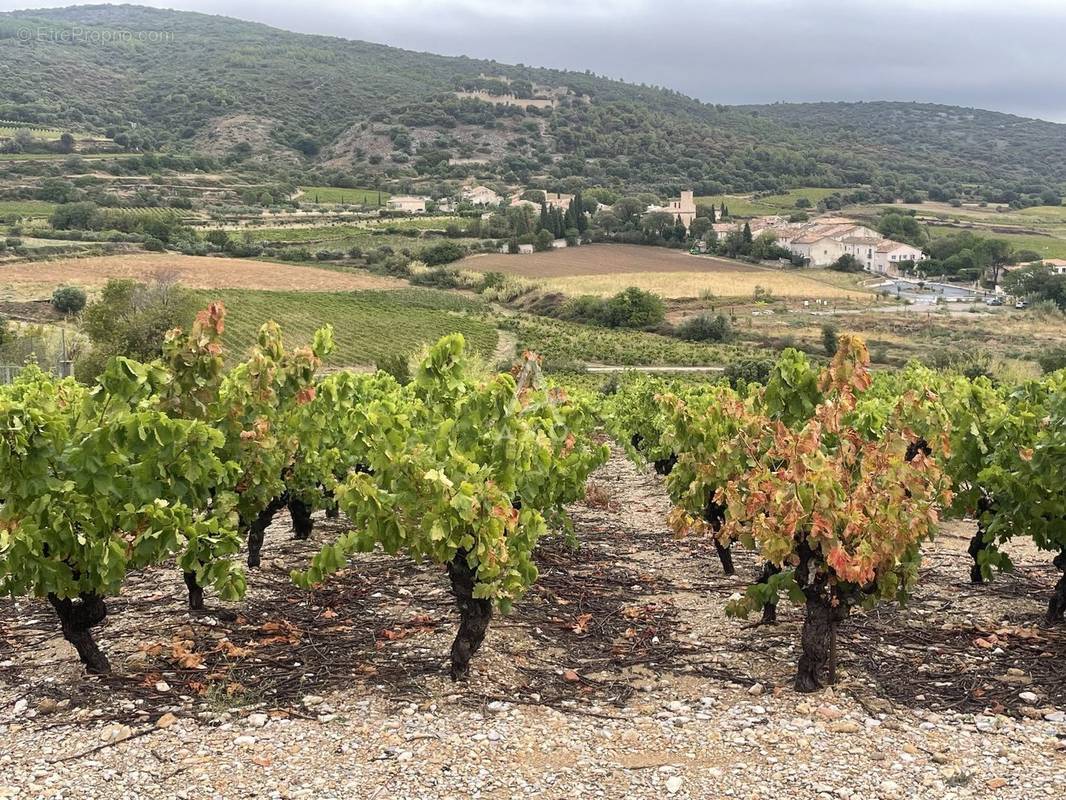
[4,0,1065,121]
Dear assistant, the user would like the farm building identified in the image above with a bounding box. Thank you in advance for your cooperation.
[646,190,697,229]
[790,234,847,267]
[543,192,575,210]
[462,186,502,206]
[386,195,429,213]
[873,240,927,276]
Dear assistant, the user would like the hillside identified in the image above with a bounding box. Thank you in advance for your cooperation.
[1,4,1065,199]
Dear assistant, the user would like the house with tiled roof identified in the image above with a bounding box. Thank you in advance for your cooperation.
[873,240,926,276]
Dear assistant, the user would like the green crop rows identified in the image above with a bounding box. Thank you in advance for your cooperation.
[193,288,498,367]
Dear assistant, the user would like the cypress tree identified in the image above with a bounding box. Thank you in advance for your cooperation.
[674,215,687,241]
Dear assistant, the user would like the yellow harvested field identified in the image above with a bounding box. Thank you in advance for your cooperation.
[463,245,867,299]
[0,253,404,299]
[545,271,865,300]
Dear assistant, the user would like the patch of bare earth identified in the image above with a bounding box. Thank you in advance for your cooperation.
[463,244,751,278]
[0,451,1062,798]
[0,254,405,299]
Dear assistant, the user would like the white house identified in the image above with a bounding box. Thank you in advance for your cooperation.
[841,236,884,270]
[790,233,847,266]
[872,240,926,276]
[509,198,541,212]
[463,185,501,206]
[543,191,575,210]
[386,195,428,213]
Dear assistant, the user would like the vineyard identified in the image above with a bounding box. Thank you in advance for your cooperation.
[1,313,1064,796]
[198,288,499,367]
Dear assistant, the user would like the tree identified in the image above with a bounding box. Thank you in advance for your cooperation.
[76,279,197,381]
[821,323,839,356]
[1037,346,1066,374]
[51,286,87,315]
[672,216,688,242]
[977,238,1013,287]
[1003,263,1066,310]
[534,229,554,251]
[50,202,100,230]
[604,287,666,329]
[689,216,713,240]
[205,230,232,251]
[676,314,732,342]
[750,231,784,261]
[640,210,675,238]
[742,222,753,245]
[877,212,926,246]
[57,133,75,154]
[613,197,648,226]
[420,240,465,266]
[829,253,863,273]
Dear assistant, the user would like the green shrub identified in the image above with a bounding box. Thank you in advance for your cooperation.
[1037,346,1066,374]
[375,353,411,385]
[676,313,732,342]
[604,287,666,329]
[821,323,839,356]
[420,240,466,266]
[725,358,774,388]
[51,286,87,315]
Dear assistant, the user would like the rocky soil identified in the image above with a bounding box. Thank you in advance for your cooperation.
[1,451,1063,799]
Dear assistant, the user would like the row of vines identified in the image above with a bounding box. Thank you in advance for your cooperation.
[0,304,608,677]
[601,338,1066,692]
[4,314,1064,696]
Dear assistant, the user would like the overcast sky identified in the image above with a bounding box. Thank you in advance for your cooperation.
[5,0,1066,122]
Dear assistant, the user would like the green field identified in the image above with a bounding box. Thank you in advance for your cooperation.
[500,314,746,368]
[299,186,389,205]
[0,125,65,140]
[0,200,57,218]
[368,216,465,231]
[695,188,843,217]
[0,152,130,162]
[927,226,1066,259]
[193,287,498,367]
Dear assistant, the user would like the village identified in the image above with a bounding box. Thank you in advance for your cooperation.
[385,186,929,277]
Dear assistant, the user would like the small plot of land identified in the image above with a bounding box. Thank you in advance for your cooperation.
[926,226,1066,260]
[694,188,842,217]
[0,254,404,300]
[0,200,57,218]
[466,245,869,300]
[297,186,389,205]
[200,288,499,367]
[501,314,743,367]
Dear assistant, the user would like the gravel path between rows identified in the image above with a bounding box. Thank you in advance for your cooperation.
[1,451,1063,799]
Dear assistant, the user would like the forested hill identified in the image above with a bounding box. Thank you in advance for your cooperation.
[2,4,1064,200]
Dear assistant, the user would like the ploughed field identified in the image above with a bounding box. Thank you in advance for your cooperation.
[0,450,1061,799]
[464,244,869,300]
